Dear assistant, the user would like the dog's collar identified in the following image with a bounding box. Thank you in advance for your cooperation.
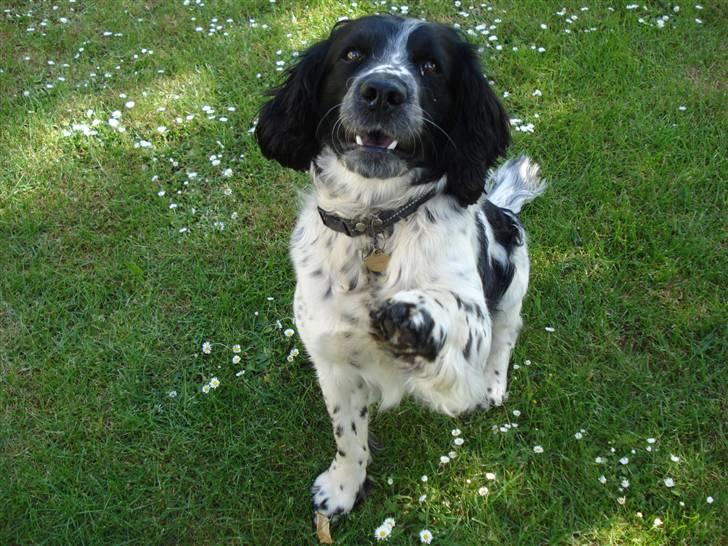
[317,186,438,238]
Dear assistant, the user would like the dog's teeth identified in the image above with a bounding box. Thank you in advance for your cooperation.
[387,139,398,150]
[355,135,363,146]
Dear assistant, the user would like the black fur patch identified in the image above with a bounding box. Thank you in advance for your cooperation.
[484,201,523,252]
[476,204,523,312]
[463,330,473,360]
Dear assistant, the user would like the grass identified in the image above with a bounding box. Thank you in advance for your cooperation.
[0,0,725,544]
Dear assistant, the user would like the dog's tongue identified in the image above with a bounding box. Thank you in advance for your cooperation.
[363,132,394,148]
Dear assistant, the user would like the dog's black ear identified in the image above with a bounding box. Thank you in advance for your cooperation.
[445,43,510,206]
[255,39,331,170]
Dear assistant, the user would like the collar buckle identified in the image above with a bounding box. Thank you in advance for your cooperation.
[317,186,438,238]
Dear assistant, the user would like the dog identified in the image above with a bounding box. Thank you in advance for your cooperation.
[255,15,545,517]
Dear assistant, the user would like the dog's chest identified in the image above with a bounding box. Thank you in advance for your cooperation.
[291,214,421,353]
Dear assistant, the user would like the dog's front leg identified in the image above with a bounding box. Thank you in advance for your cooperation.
[372,288,495,414]
[310,364,372,517]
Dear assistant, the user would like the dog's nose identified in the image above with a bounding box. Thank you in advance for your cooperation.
[359,77,407,112]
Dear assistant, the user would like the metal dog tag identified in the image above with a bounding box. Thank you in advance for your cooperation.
[363,249,390,272]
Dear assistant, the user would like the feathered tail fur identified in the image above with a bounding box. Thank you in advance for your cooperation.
[486,156,546,213]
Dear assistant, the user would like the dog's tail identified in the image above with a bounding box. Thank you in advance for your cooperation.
[485,156,546,214]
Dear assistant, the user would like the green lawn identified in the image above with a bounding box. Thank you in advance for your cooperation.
[1,1,725,544]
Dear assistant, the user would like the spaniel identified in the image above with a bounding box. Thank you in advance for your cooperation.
[255,15,546,518]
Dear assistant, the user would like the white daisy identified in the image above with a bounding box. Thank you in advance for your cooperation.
[419,529,433,544]
[232,355,241,364]
[533,445,544,454]
[451,428,461,437]
[201,384,211,394]
[374,524,391,540]
[284,328,295,337]
[383,517,395,529]
[485,472,496,481]
[478,486,489,496]
[453,437,465,446]
[619,457,629,465]
[598,475,607,484]
[440,455,450,464]
[670,454,680,462]
[232,344,241,353]
[664,477,675,487]
[202,341,212,354]
[209,377,220,389]
[653,517,663,528]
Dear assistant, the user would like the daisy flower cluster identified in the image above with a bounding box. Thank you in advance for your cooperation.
[372,517,433,543]
[588,434,717,523]
[373,517,395,541]
[194,311,300,395]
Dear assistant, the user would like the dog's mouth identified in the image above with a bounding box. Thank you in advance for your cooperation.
[345,130,410,156]
[356,130,398,151]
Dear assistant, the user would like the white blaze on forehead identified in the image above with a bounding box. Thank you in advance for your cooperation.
[357,18,423,80]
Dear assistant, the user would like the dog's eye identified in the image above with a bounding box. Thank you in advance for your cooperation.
[419,60,439,76]
[343,48,364,63]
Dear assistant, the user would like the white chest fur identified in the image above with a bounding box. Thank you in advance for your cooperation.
[290,187,485,409]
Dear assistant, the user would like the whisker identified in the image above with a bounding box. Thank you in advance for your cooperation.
[409,103,458,151]
[316,102,344,137]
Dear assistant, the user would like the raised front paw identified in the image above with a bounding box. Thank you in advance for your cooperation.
[371,296,445,361]
[311,465,371,517]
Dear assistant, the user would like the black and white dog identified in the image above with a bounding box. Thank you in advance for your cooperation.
[256,15,545,517]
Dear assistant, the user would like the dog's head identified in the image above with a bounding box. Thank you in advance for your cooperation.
[256,15,510,206]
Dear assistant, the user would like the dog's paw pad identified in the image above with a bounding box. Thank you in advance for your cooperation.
[371,300,443,361]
